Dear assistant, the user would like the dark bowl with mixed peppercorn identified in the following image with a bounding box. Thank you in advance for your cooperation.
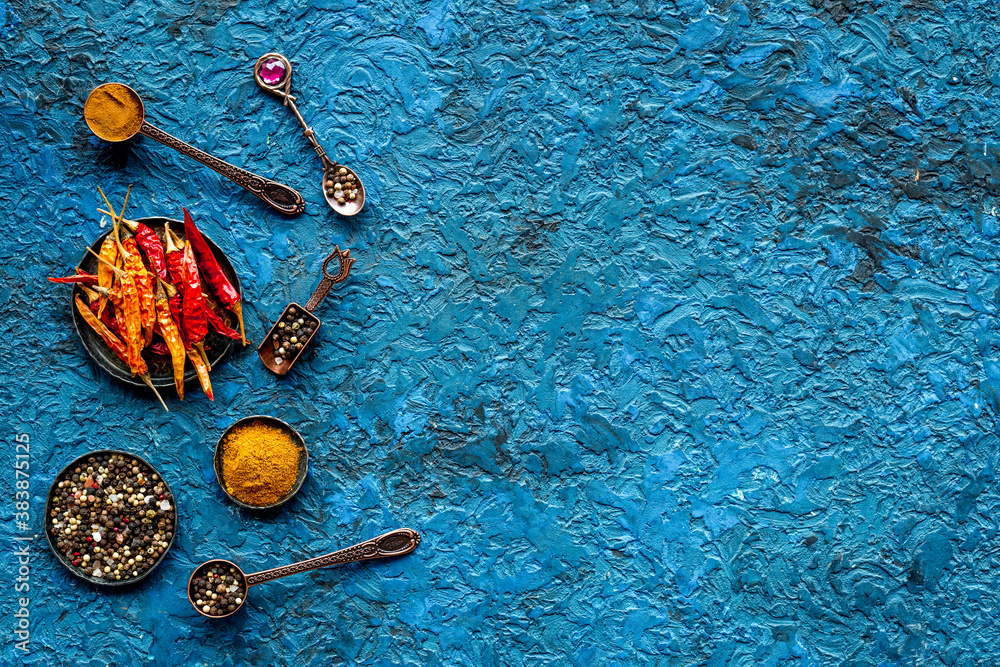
[44,450,177,588]
[71,217,242,388]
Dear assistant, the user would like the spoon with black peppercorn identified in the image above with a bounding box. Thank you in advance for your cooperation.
[187,528,421,618]
[253,53,366,216]
[258,246,355,375]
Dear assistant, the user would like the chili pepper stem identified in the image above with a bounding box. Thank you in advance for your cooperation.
[87,247,126,277]
[97,185,132,222]
[195,342,211,370]
[97,187,117,220]
[98,187,134,261]
[139,374,169,412]
[111,219,131,261]
[230,300,247,346]
[79,284,100,303]
[164,222,178,253]
[120,185,132,218]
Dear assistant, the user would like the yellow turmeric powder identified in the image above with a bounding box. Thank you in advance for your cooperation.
[84,83,144,142]
[221,420,302,506]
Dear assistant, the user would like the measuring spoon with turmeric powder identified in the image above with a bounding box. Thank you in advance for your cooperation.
[188,528,421,618]
[83,83,305,215]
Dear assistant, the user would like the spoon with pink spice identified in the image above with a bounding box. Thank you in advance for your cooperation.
[254,53,366,217]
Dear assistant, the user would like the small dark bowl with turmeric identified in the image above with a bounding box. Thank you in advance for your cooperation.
[214,416,308,510]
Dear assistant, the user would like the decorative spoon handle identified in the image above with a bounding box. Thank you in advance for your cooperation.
[304,246,355,312]
[245,528,420,587]
[253,52,336,171]
[139,120,305,215]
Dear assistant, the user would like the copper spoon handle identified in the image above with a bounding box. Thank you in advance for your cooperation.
[245,528,421,587]
[280,91,336,172]
[139,120,305,215]
[254,52,336,172]
[304,246,355,312]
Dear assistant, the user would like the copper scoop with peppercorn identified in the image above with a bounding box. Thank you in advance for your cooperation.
[253,52,366,216]
[258,246,355,375]
[188,528,420,618]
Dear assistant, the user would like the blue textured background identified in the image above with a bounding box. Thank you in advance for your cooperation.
[2,0,1000,665]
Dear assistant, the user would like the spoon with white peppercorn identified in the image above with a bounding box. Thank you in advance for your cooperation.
[253,52,366,216]
[188,528,420,618]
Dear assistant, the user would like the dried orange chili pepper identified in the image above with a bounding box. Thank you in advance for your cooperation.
[187,348,213,401]
[95,235,117,318]
[75,295,128,365]
[88,249,144,369]
[115,227,156,346]
[154,280,186,400]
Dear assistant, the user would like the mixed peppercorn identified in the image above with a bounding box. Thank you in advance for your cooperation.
[325,166,359,206]
[270,305,318,365]
[189,560,246,616]
[47,452,176,583]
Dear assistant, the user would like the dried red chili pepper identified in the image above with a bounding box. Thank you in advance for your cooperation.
[149,342,170,356]
[48,273,99,285]
[164,222,186,287]
[200,290,241,340]
[163,224,189,343]
[114,214,169,282]
[84,286,122,335]
[205,306,240,340]
[172,229,210,367]
[169,294,185,341]
[182,207,246,345]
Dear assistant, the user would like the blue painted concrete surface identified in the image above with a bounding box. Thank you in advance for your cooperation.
[2,0,1000,665]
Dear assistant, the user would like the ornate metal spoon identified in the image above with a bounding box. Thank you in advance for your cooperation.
[258,246,355,375]
[187,528,420,619]
[254,53,366,216]
[83,83,305,215]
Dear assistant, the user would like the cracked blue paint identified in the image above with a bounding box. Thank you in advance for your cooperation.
[2,0,1000,665]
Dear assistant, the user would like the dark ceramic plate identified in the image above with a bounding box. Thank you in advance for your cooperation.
[44,449,178,588]
[70,217,241,388]
[214,415,308,510]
